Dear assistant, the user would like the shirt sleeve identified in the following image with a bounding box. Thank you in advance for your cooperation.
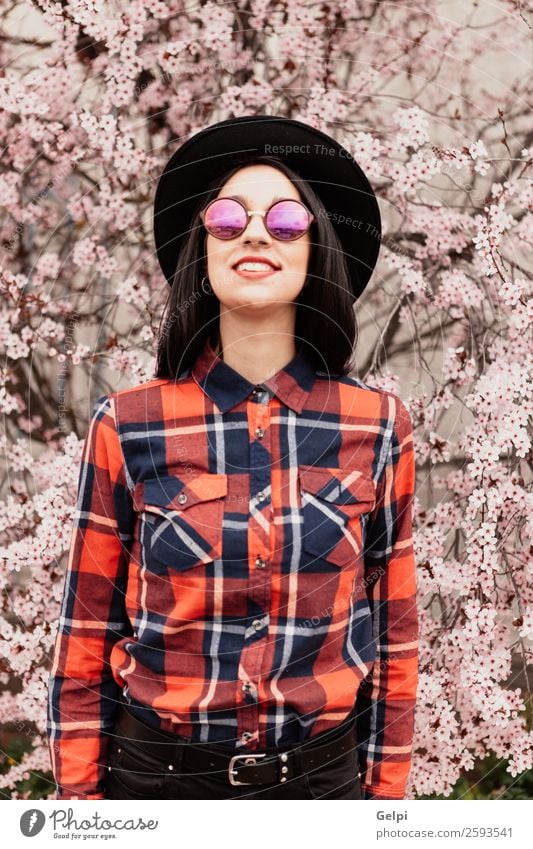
[355,394,419,800]
[46,394,134,800]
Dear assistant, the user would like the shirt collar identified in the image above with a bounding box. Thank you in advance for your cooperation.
[191,335,317,414]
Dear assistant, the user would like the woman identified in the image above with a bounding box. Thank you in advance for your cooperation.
[47,115,418,800]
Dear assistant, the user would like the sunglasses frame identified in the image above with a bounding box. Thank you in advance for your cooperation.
[199,196,315,241]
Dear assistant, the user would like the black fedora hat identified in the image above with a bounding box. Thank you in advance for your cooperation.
[153,115,381,302]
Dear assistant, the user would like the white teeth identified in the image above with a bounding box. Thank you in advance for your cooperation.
[235,262,277,272]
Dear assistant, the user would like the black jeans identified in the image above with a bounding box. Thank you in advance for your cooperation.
[104,709,362,800]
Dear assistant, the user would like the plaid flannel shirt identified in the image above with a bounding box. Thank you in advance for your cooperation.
[47,335,418,800]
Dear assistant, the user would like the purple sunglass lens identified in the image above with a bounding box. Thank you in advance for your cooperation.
[266,200,310,240]
[203,199,247,238]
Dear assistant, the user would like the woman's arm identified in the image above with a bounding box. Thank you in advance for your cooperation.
[47,394,134,799]
[355,394,419,800]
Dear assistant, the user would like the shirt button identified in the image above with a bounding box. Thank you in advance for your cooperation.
[178,492,187,505]
[255,556,266,569]
[257,491,265,501]
[255,427,264,438]
[241,731,253,742]
[252,619,263,631]
[242,682,254,694]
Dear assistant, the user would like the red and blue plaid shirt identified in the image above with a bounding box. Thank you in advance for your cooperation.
[47,335,418,800]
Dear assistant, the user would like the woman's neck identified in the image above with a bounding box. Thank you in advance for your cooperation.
[214,325,297,385]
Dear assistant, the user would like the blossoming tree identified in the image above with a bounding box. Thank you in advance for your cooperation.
[0,0,531,798]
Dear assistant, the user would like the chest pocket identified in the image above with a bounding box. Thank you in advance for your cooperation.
[133,473,227,573]
[299,465,376,567]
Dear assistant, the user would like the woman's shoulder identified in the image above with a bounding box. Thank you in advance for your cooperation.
[98,374,194,424]
[106,376,171,401]
[322,373,412,428]
[318,371,407,403]
[92,377,171,419]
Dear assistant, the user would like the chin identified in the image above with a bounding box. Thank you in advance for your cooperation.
[223,292,294,311]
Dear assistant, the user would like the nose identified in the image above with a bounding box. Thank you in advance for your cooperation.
[240,211,272,244]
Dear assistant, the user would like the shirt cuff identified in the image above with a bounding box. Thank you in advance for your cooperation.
[55,789,106,800]
[361,785,405,800]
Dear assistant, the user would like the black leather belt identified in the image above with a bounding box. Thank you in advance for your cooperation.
[113,701,359,787]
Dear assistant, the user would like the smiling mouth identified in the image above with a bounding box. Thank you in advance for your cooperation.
[232,262,281,278]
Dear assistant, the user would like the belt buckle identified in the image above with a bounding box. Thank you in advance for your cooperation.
[228,753,267,786]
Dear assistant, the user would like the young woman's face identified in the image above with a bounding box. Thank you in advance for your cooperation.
[204,164,312,312]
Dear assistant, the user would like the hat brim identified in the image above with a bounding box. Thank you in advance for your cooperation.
[153,115,381,301]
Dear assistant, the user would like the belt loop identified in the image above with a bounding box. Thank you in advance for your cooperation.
[292,742,304,778]
[172,740,185,773]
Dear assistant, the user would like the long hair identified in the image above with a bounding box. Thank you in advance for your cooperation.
[155,155,358,379]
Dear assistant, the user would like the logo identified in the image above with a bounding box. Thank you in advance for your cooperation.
[20,809,46,837]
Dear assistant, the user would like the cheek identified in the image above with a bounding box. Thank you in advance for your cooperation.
[292,240,311,272]
[206,239,229,271]
[280,235,311,271]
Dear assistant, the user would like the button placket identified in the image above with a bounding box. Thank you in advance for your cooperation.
[240,383,272,749]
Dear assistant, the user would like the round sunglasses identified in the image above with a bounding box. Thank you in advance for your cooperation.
[199,197,315,241]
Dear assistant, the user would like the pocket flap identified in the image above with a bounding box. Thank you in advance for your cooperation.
[299,465,375,507]
[133,473,228,512]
